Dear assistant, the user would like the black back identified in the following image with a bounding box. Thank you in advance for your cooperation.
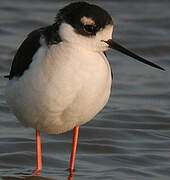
[7,24,61,80]
[7,2,113,80]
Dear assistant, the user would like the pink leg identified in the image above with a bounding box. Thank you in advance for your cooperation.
[68,173,74,180]
[69,126,80,174]
[33,130,42,175]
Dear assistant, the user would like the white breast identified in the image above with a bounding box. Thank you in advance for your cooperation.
[6,42,112,134]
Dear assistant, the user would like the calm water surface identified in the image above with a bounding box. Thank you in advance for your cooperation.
[0,0,170,179]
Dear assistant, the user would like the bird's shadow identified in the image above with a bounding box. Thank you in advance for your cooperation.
[1,176,52,180]
[1,172,74,180]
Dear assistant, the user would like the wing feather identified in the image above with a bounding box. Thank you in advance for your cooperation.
[8,24,61,80]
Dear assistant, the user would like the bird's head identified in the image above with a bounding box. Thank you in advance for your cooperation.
[55,2,164,71]
[56,2,113,52]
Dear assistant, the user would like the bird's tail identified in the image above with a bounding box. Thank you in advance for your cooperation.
[0,74,9,78]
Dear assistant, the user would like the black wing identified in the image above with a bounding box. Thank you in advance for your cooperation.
[7,24,61,80]
[8,29,41,80]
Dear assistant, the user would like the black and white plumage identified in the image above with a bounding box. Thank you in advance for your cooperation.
[5,2,165,174]
[9,25,61,79]
[6,2,164,135]
[8,2,113,80]
[6,2,114,134]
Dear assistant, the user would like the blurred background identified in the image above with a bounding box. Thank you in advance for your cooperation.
[0,0,170,180]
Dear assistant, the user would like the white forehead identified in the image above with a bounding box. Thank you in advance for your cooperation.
[80,16,95,25]
[96,24,113,41]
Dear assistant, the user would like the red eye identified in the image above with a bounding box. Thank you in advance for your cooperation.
[84,25,96,34]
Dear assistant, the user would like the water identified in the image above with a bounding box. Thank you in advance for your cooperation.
[0,0,170,179]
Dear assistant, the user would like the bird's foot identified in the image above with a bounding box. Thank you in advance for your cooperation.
[33,168,41,175]
[68,172,74,180]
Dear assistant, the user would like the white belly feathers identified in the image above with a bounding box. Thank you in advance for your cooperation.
[6,42,112,134]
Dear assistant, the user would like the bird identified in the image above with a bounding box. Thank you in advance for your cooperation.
[5,1,164,175]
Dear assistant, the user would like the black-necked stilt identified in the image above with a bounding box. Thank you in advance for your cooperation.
[5,1,164,175]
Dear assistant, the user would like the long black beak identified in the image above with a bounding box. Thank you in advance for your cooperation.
[104,39,165,71]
